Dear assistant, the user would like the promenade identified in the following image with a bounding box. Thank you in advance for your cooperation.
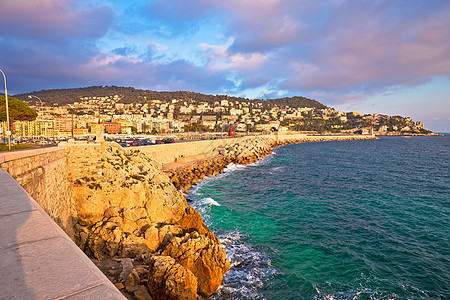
[0,166,125,299]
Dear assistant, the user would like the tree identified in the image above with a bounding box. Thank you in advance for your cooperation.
[0,96,37,122]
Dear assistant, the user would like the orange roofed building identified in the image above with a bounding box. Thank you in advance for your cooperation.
[103,122,121,134]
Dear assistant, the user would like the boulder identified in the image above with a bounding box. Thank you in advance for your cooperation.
[177,206,219,244]
[161,232,230,296]
[146,255,198,300]
[143,225,160,251]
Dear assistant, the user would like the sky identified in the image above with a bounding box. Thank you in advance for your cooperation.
[0,0,449,131]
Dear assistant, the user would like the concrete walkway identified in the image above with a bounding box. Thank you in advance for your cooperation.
[0,169,125,299]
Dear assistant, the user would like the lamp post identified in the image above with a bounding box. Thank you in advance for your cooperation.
[28,95,44,117]
[28,95,45,146]
[0,68,11,150]
[68,104,74,139]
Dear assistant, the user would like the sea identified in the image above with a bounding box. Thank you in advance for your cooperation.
[189,135,450,299]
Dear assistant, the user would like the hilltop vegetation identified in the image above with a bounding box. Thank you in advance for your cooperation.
[0,95,37,122]
[14,86,326,109]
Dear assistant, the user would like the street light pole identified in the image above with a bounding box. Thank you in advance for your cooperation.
[28,95,45,146]
[68,104,74,139]
[0,68,11,150]
[28,95,44,117]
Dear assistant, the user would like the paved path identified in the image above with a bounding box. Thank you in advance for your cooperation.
[0,169,125,299]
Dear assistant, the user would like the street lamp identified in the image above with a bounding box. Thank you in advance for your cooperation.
[68,104,74,139]
[28,95,45,146]
[0,68,11,150]
[28,95,44,117]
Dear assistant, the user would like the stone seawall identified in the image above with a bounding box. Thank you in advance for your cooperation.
[135,134,375,169]
[135,136,258,167]
[0,147,76,238]
[65,143,108,185]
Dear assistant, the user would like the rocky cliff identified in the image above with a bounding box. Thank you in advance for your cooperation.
[67,143,230,299]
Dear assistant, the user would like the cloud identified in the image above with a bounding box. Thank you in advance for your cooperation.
[1,0,449,117]
[141,0,450,104]
[274,1,450,99]
[199,42,268,73]
[0,0,112,41]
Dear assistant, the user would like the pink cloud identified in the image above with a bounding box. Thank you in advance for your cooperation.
[278,1,450,98]
[0,0,112,40]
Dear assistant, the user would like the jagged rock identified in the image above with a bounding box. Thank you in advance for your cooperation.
[104,206,120,218]
[146,255,198,300]
[119,235,151,258]
[125,269,140,287]
[143,225,160,251]
[161,232,230,296]
[177,207,219,244]
[158,224,183,246]
[114,283,125,290]
[133,265,150,286]
[88,222,122,260]
[133,286,153,300]
[118,258,134,282]
[78,231,88,251]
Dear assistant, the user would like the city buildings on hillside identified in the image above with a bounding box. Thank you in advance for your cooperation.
[3,94,429,139]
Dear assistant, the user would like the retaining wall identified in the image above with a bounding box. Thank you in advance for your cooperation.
[134,135,257,166]
[134,133,375,167]
[0,146,76,238]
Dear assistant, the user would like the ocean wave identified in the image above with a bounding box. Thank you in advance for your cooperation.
[223,163,248,173]
[310,274,433,300]
[210,230,277,300]
[200,197,221,206]
[188,163,245,196]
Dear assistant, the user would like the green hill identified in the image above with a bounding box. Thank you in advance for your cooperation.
[13,86,326,109]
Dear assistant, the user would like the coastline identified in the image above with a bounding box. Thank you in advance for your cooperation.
[165,134,376,193]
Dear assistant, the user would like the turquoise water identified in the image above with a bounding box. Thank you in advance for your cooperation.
[191,136,450,299]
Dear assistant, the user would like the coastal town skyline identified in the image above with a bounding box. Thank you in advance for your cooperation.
[1,0,449,131]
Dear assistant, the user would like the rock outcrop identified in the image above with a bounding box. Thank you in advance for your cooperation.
[161,232,230,296]
[70,143,230,299]
[70,143,187,227]
[146,255,198,300]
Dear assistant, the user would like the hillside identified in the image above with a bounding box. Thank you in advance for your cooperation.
[14,86,327,109]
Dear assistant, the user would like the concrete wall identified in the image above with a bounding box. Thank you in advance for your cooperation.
[135,136,257,166]
[0,146,76,238]
[134,133,375,167]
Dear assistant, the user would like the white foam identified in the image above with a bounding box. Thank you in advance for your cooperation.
[223,163,247,173]
[201,197,221,206]
[208,230,277,299]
